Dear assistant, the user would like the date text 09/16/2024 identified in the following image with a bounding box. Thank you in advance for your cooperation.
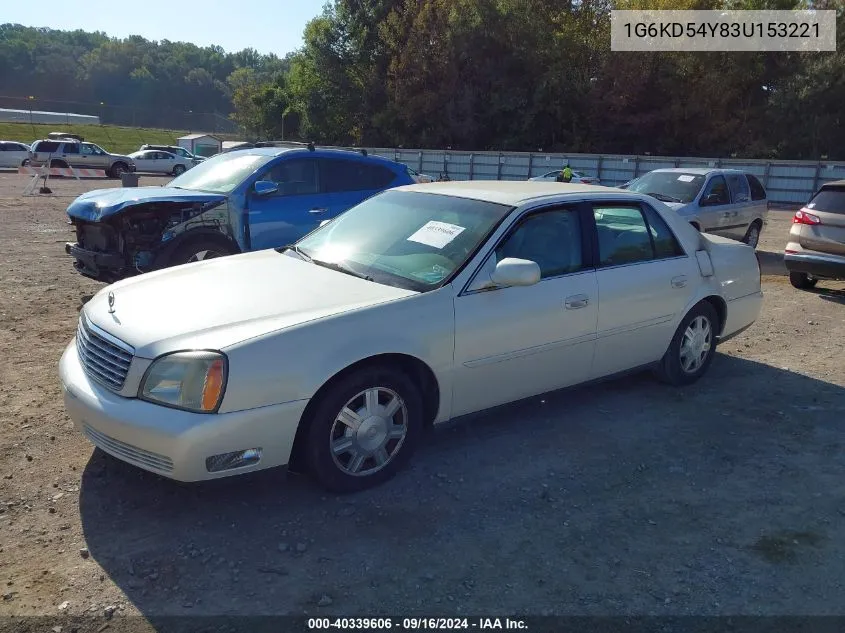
[307,618,528,630]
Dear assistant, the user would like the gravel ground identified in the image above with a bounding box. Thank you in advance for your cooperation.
[0,172,844,627]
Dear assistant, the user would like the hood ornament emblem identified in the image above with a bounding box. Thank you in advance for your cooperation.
[107,291,115,314]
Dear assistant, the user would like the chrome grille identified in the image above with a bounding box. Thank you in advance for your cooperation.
[76,316,134,391]
[84,424,174,473]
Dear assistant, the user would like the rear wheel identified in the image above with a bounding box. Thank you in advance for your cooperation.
[50,159,68,168]
[305,365,424,493]
[172,164,186,176]
[742,220,762,248]
[654,301,718,386]
[789,271,818,290]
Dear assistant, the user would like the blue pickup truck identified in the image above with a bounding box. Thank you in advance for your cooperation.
[64,145,415,282]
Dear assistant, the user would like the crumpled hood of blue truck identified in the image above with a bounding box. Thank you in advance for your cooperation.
[66,186,227,222]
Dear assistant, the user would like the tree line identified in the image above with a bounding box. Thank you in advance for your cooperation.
[2,0,843,160]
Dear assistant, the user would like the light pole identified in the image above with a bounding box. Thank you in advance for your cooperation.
[28,96,35,125]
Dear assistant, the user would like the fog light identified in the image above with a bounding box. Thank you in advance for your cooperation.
[205,448,262,473]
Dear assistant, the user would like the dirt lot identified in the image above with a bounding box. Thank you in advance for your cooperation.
[0,172,844,627]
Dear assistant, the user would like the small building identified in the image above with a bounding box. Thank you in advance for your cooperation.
[177,134,222,158]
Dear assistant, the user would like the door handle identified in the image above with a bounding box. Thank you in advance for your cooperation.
[309,207,328,214]
[564,294,589,309]
[671,275,688,288]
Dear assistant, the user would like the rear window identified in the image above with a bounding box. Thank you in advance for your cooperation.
[807,187,845,214]
[746,174,767,201]
[33,141,60,153]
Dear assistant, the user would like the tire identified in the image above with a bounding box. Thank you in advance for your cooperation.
[21,159,29,167]
[742,220,762,248]
[172,164,186,176]
[50,159,68,168]
[654,301,719,386]
[305,365,424,493]
[109,162,128,179]
[789,271,818,290]
[169,238,235,266]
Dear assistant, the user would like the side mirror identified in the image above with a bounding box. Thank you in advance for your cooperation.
[254,180,278,196]
[490,257,541,287]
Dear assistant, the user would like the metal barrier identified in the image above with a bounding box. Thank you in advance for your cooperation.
[19,165,107,195]
[360,147,845,205]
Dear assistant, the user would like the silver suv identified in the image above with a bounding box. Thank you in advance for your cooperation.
[30,139,136,178]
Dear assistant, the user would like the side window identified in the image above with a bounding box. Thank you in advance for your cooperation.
[319,159,396,193]
[62,143,79,155]
[80,144,96,156]
[593,205,654,267]
[726,173,750,203]
[0,143,8,151]
[642,204,685,258]
[701,175,730,205]
[262,158,319,196]
[361,164,397,189]
[495,208,583,279]
[746,174,767,201]
[35,141,59,154]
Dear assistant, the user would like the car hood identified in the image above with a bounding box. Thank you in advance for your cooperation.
[66,186,227,221]
[662,201,697,214]
[82,249,417,358]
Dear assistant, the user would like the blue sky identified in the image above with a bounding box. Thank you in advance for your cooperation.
[4,0,326,56]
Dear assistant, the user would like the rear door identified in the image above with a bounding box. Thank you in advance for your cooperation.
[746,173,768,225]
[590,201,699,378]
[60,142,81,168]
[0,143,12,167]
[801,186,845,256]
[724,172,753,239]
[697,174,733,235]
[131,151,154,172]
[247,156,325,251]
[317,157,400,219]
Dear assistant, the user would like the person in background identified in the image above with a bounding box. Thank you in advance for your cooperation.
[557,163,574,183]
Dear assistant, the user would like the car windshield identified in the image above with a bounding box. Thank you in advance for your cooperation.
[167,152,272,193]
[626,171,706,204]
[294,190,512,292]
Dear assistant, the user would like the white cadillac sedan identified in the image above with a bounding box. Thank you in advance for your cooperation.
[59,182,763,492]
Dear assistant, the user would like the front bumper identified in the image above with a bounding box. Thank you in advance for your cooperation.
[65,242,126,282]
[784,252,845,280]
[59,340,309,482]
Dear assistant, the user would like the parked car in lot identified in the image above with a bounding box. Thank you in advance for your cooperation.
[30,138,136,178]
[0,141,32,167]
[64,146,415,282]
[128,150,195,176]
[139,144,206,163]
[622,168,768,247]
[529,170,600,184]
[785,180,845,289]
[406,166,434,183]
[59,181,763,492]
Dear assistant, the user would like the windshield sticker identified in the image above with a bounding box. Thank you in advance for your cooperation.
[677,175,696,182]
[407,221,466,249]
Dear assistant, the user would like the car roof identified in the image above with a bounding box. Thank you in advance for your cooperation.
[227,146,404,168]
[393,180,623,205]
[819,179,845,189]
[649,167,748,176]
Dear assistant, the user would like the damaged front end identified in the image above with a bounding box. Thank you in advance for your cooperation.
[65,188,239,282]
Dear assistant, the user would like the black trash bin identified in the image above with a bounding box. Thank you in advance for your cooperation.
[120,172,139,187]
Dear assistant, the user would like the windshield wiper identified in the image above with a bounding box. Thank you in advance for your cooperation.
[311,258,373,282]
[279,244,312,262]
[645,192,682,203]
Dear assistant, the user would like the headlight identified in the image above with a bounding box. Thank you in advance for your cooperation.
[139,351,227,413]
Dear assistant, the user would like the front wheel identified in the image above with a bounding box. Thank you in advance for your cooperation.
[169,238,234,266]
[654,302,719,386]
[789,271,818,290]
[172,164,186,176]
[306,366,424,493]
[109,162,128,178]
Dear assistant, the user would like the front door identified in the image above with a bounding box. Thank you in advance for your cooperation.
[590,202,699,378]
[247,156,325,251]
[452,205,598,417]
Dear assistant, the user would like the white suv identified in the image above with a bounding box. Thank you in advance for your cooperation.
[30,139,136,178]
